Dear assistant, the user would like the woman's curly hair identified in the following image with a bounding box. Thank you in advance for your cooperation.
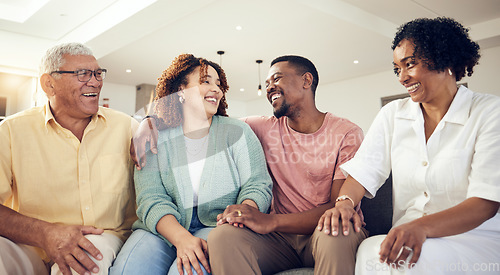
[153,54,229,128]
[391,17,480,81]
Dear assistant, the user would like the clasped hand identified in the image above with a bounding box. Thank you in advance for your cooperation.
[216,204,274,234]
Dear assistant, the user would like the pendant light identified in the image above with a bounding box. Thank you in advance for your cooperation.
[217,50,225,65]
[256,59,263,96]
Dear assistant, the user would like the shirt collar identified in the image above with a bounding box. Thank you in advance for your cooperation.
[395,85,472,126]
[441,85,472,125]
[43,102,108,129]
[43,102,55,127]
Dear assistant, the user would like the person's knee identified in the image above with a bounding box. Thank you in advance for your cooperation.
[110,230,175,275]
[314,223,366,252]
[207,224,240,248]
[87,233,122,273]
[357,235,385,254]
[312,229,346,254]
[52,234,122,275]
[356,234,386,266]
[167,259,210,275]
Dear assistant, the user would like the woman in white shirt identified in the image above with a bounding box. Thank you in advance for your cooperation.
[317,17,500,274]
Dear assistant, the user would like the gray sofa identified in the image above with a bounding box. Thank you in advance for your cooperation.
[275,175,393,275]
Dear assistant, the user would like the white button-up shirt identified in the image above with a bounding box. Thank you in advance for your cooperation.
[342,86,500,227]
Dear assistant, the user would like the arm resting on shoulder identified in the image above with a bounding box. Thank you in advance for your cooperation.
[130,116,160,169]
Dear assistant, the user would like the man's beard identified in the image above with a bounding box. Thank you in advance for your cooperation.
[273,100,291,119]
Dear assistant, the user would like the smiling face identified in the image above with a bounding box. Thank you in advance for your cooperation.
[181,65,222,120]
[44,54,103,119]
[265,61,304,118]
[393,39,449,104]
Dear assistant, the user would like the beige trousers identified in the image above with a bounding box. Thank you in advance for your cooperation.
[0,236,48,275]
[0,233,122,275]
[207,222,368,275]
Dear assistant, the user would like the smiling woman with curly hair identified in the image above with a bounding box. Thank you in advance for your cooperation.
[110,54,272,275]
[154,54,229,128]
[391,17,480,82]
[318,17,500,275]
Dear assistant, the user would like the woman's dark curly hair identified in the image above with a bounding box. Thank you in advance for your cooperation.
[391,17,480,81]
[154,54,229,128]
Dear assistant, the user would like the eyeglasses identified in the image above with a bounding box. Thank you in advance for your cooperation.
[51,69,107,82]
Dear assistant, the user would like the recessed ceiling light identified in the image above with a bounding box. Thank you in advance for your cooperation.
[236,26,242,31]
[126,69,132,73]
[240,88,245,92]
[353,60,359,64]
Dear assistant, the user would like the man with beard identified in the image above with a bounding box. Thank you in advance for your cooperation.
[206,55,368,274]
[132,55,368,274]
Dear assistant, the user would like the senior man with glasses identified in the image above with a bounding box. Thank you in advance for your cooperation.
[0,42,137,275]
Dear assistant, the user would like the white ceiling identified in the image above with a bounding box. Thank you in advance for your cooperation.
[1,0,499,102]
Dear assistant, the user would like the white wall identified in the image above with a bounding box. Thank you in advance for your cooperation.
[16,78,36,112]
[238,45,500,133]
[467,46,500,95]
[0,75,37,117]
[225,99,247,118]
[228,96,271,119]
[100,82,136,116]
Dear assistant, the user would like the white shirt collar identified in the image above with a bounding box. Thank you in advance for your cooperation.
[395,85,472,126]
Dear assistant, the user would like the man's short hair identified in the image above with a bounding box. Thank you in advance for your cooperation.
[270,55,319,94]
[40,42,94,76]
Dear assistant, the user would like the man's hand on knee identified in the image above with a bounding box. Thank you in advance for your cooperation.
[41,223,104,275]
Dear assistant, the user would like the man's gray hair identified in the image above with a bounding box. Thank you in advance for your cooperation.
[39,42,94,76]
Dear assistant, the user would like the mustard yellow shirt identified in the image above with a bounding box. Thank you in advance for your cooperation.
[0,103,137,260]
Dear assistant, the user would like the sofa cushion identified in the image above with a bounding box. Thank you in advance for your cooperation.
[275,268,314,275]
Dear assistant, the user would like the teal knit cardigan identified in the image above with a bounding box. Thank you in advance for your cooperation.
[132,116,272,243]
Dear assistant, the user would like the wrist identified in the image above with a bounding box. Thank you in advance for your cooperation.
[411,215,432,237]
[170,230,192,247]
[268,213,279,232]
[37,220,55,248]
[335,195,355,208]
[241,199,258,209]
[144,115,158,127]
